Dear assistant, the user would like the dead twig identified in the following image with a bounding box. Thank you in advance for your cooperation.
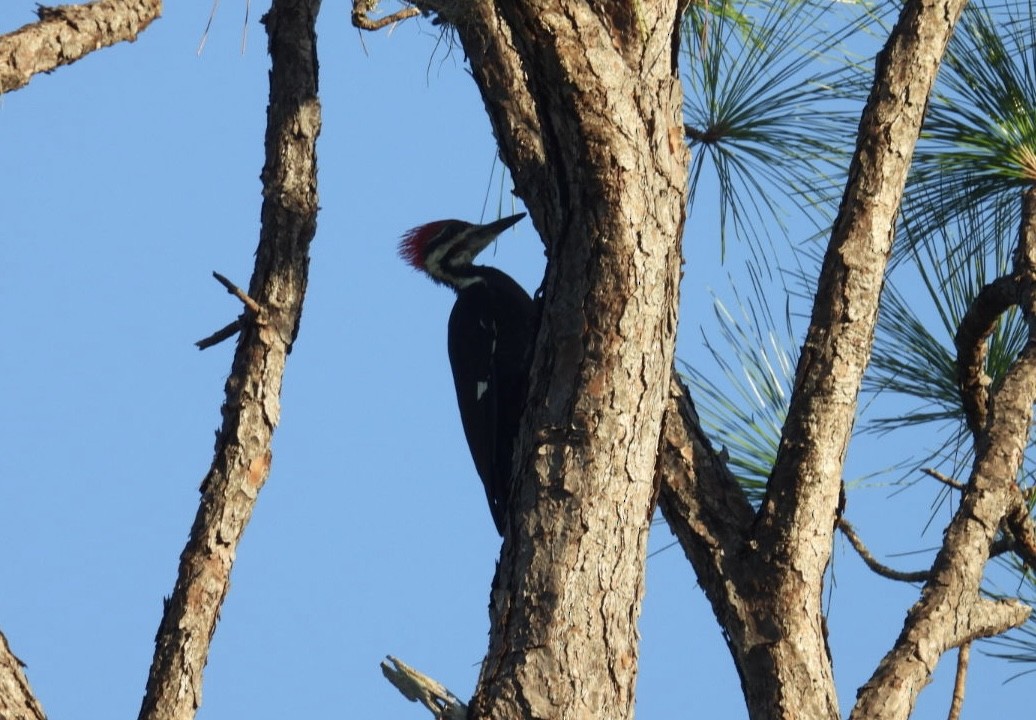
[922,467,965,492]
[947,642,969,720]
[381,655,467,720]
[212,271,262,313]
[352,0,420,30]
[837,517,930,583]
[195,272,262,350]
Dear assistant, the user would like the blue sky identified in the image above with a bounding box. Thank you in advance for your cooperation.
[0,3,1030,718]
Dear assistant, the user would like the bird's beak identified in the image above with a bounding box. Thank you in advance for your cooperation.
[463,213,527,258]
[480,212,526,236]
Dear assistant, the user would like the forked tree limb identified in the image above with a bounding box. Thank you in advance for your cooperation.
[851,190,1036,720]
[723,0,968,715]
[661,1,1000,717]
[351,0,419,30]
[137,2,322,719]
[194,273,263,350]
[0,0,162,94]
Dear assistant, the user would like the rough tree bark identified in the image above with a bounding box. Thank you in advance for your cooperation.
[136,2,321,719]
[849,189,1036,720]
[410,2,690,719]
[744,0,968,715]
[656,2,1034,719]
[0,0,162,94]
[0,630,45,720]
[402,1,998,718]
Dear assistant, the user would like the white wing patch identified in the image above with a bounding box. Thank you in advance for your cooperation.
[476,381,489,400]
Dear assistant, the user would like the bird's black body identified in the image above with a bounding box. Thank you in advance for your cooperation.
[448,268,534,533]
[400,213,534,535]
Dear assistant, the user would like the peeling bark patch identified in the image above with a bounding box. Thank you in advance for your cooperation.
[246,451,272,492]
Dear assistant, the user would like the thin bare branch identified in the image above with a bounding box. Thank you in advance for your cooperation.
[922,467,965,491]
[947,643,969,720]
[195,318,244,350]
[837,518,930,582]
[212,271,262,313]
[197,0,220,55]
[195,273,264,349]
[0,0,162,94]
[138,2,322,719]
[351,0,419,31]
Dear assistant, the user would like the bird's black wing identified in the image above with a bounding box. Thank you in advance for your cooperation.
[448,286,508,533]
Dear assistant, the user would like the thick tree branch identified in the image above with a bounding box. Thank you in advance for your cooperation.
[137,3,321,719]
[762,0,966,542]
[1001,186,1036,573]
[656,376,772,708]
[1005,499,1036,571]
[955,275,1018,440]
[851,188,1036,720]
[712,1,969,717]
[0,0,162,94]
[0,630,45,720]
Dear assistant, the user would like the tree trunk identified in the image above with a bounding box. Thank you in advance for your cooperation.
[425,2,689,718]
[137,2,321,719]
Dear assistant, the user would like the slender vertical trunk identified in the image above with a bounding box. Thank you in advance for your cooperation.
[138,2,321,719]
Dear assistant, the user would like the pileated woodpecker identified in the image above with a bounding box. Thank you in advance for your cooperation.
[399,213,534,535]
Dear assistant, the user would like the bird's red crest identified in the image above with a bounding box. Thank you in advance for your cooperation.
[399,220,455,269]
